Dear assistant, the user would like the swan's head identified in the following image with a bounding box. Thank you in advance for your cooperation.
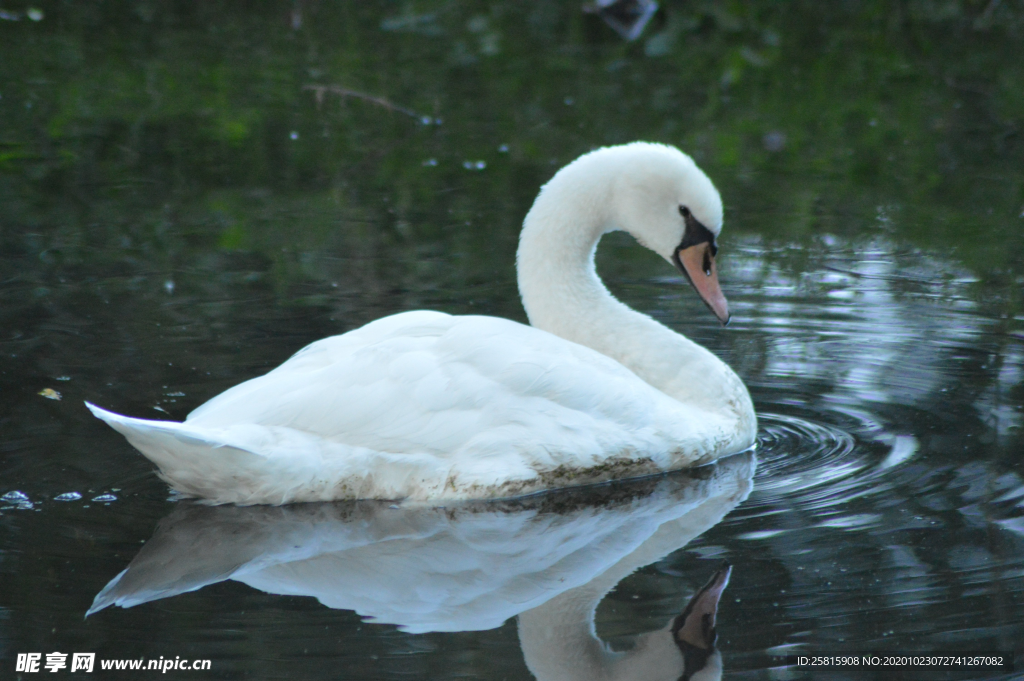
[605,143,730,324]
[669,563,730,681]
[607,563,731,681]
[520,142,732,326]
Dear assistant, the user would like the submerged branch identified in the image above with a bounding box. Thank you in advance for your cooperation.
[303,84,435,124]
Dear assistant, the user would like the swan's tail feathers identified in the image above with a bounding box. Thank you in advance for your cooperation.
[85,402,267,504]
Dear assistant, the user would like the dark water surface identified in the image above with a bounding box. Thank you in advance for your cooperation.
[2,3,1023,680]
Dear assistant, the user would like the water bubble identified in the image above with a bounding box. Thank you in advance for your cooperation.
[498,144,509,153]
[463,160,486,171]
[55,376,71,381]
[55,492,82,501]
[1,490,32,509]
[289,131,299,140]
[92,494,118,503]
[422,158,438,167]
[419,115,434,125]
[164,280,175,294]
[27,7,43,21]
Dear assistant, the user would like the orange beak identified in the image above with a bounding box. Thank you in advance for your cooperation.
[676,242,730,325]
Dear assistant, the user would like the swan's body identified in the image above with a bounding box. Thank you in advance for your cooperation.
[89,142,756,505]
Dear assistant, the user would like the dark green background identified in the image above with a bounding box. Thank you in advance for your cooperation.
[2,2,1023,679]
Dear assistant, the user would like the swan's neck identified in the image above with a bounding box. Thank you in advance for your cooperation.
[516,181,752,423]
[517,492,743,681]
[518,523,684,681]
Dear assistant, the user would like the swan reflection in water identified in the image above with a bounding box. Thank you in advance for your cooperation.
[90,453,755,681]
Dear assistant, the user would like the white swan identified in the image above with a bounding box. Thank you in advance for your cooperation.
[87,142,756,505]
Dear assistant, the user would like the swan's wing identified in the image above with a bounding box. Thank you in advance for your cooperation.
[186,310,456,423]
[184,311,711,457]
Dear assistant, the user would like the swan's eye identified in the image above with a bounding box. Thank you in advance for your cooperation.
[679,205,691,219]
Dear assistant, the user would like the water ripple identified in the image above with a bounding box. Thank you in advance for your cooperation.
[753,413,862,495]
[745,411,919,518]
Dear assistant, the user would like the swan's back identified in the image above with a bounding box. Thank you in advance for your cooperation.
[90,311,736,504]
